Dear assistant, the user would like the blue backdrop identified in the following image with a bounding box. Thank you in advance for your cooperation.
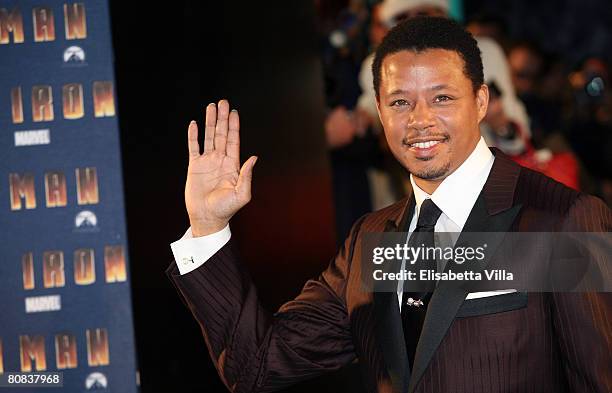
[0,1,139,391]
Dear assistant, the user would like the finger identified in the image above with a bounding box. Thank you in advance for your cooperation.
[204,103,216,153]
[187,120,200,160]
[227,109,240,167]
[215,99,229,153]
[236,156,257,203]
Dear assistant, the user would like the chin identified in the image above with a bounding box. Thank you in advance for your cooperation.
[407,159,451,181]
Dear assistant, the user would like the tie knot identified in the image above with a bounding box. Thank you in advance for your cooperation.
[416,199,442,229]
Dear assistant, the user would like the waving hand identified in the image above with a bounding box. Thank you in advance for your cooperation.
[184,100,257,236]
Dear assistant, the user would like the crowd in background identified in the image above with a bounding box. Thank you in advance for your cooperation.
[315,0,612,241]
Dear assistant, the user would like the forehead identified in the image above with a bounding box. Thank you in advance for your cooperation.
[380,49,469,92]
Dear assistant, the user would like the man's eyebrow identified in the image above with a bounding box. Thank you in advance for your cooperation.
[387,85,456,95]
[430,84,455,91]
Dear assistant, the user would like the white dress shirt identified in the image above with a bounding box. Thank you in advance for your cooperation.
[398,137,494,307]
[171,138,498,304]
[408,136,494,233]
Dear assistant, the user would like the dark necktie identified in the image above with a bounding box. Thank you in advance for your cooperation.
[401,198,442,370]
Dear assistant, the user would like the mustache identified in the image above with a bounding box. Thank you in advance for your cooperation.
[402,133,450,146]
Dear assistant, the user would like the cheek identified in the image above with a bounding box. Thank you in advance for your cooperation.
[433,111,458,135]
[383,128,402,154]
[439,105,478,136]
[380,111,403,136]
[381,120,406,156]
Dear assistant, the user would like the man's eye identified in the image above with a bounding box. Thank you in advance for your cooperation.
[434,95,452,103]
[390,99,408,107]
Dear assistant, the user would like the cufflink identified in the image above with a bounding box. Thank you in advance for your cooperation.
[406,297,424,307]
[181,256,195,266]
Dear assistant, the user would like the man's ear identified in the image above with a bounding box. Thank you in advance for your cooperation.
[476,84,489,123]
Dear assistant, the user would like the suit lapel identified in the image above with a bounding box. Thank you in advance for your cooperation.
[375,194,415,393]
[407,150,523,393]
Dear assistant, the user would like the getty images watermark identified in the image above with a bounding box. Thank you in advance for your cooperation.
[361,232,611,293]
[370,242,513,282]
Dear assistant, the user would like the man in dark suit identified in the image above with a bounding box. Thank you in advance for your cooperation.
[167,17,611,392]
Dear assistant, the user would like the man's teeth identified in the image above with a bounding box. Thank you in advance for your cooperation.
[412,140,441,148]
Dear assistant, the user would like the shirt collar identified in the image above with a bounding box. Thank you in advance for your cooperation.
[410,137,494,230]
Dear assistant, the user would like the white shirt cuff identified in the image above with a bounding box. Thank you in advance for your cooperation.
[170,225,231,275]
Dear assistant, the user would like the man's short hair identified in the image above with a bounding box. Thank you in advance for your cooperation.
[372,16,484,99]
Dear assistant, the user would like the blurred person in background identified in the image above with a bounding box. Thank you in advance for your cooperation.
[567,56,612,203]
[504,40,581,189]
[465,12,510,50]
[319,0,381,243]
[509,41,544,97]
[508,40,573,149]
[475,37,531,157]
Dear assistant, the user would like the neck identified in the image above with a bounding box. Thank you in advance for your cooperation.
[413,177,442,195]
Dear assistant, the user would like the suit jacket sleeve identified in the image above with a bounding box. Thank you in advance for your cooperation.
[551,194,612,392]
[166,215,367,393]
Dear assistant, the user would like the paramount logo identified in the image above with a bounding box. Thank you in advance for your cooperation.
[25,295,61,313]
[14,129,50,146]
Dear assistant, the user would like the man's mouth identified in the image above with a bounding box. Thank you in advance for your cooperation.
[403,137,448,158]
[410,140,442,149]
[404,137,448,149]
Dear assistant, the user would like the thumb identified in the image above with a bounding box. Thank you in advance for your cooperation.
[236,156,258,203]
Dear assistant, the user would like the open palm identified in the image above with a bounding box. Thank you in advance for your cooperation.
[185,100,257,236]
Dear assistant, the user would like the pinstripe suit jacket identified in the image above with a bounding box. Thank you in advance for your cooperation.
[167,149,612,393]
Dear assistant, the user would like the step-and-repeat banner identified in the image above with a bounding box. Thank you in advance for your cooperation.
[0,1,139,391]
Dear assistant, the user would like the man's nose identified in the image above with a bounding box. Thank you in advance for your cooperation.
[407,101,435,131]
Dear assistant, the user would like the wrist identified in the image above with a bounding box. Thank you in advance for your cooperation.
[189,217,228,237]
